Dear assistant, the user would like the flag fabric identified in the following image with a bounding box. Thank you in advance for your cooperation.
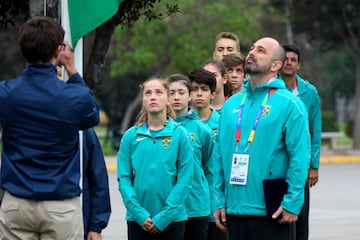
[68,0,123,49]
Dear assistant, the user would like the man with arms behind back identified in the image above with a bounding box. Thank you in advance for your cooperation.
[279,44,321,240]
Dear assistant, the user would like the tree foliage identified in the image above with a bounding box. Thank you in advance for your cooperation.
[109,0,261,77]
[104,0,262,131]
[115,0,179,26]
[322,45,356,98]
[0,0,29,27]
[288,0,360,51]
[285,0,360,148]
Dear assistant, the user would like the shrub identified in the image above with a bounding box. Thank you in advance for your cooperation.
[345,120,354,138]
[322,111,339,132]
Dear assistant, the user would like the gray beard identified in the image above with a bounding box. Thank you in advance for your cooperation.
[245,63,272,75]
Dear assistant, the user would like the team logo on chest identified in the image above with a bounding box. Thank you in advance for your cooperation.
[212,129,218,138]
[261,105,271,118]
[190,133,195,142]
[161,137,171,148]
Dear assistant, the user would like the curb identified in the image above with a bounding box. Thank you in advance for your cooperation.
[107,165,117,173]
[106,155,360,172]
[320,156,360,164]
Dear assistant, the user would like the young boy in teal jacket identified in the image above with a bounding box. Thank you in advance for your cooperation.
[188,68,227,240]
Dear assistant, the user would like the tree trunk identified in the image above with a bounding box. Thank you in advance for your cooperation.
[352,55,360,149]
[284,0,294,44]
[120,91,142,135]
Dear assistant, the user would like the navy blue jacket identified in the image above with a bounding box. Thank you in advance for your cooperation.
[82,129,111,239]
[0,63,99,200]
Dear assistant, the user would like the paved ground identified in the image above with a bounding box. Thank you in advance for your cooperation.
[103,146,360,240]
[102,163,360,240]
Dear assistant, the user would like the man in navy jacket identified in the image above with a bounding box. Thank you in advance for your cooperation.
[82,129,111,240]
[0,16,99,239]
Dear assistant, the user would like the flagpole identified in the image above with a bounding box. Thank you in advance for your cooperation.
[61,0,84,204]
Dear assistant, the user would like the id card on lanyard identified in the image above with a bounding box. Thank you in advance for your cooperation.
[229,88,275,185]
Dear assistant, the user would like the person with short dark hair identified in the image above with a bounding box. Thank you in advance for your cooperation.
[0,16,99,239]
[189,68,218,122]
[279,44,322,240]
[188,69,227,240]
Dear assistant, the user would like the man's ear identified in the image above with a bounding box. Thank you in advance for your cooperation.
[54,44,62,58]
[210,91,216,100]
[271,60,283,72]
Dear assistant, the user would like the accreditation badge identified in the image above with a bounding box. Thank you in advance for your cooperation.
[229,154,249,185]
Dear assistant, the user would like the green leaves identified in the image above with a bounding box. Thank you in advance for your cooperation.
[109,0,261,78]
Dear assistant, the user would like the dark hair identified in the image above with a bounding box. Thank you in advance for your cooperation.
[188,68,217,93]
[222,53,245,68]
[282,44,301,63]
[168,74,192,92]
[18,16,65,63]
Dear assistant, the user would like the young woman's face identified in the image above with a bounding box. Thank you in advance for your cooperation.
[169,81,190,116]
[142,79,168,114]
[203,63,226,94]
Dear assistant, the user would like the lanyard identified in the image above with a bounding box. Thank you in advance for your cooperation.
[235,88,275,152]
[292,79,299,96]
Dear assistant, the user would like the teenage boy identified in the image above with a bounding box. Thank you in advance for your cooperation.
[213,32,241,61]
[222,53,247,95]
[189,69,227,240]
[189,68,220,137]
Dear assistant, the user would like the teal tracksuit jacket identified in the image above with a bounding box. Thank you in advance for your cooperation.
[202,108,220,140]
[117,118,193,231]
[200,108,220,222]
[213,77,311,216]
[176,110,215,218]
[284,74,322,169]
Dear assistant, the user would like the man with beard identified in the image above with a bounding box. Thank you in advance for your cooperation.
[212,37,310,240]
[279,44,321,240]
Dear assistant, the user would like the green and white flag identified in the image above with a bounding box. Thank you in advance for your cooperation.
[67,0,123,49]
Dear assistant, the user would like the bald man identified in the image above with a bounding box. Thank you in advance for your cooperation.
[212,37,310,240]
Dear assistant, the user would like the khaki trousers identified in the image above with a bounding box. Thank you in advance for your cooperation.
[0,191,83,240]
